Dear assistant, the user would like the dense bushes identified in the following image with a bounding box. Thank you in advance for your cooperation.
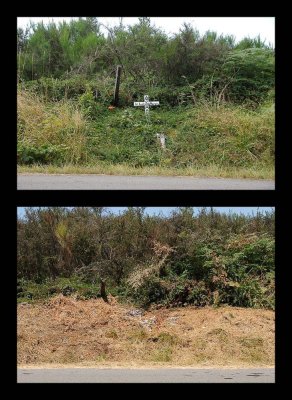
[17,207,275,309]
[17,143,68,165]
[18,18,274,106]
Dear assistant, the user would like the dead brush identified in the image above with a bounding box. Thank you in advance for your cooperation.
[45,293,77,308]
[225,233,264,250]
[126,241,174,290]
[17,302,275,366]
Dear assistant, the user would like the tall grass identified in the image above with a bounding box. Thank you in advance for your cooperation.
[175,103,274,168]
[17,90,89,164]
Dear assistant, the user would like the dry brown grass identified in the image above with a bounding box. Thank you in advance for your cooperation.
[17,295,274,368]
[17,163,275,180]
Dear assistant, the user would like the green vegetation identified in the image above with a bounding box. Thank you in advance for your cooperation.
[17,18,274,177]
[17,276,102,303]
[17,207,275,309]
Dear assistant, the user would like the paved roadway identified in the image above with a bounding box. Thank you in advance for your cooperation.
[17,174,275,190]
[17,368,275,383]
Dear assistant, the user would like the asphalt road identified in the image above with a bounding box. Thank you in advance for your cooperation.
[17,174,275,190]
[17,368,275,383]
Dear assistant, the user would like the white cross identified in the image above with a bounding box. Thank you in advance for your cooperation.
[134,95,160,123]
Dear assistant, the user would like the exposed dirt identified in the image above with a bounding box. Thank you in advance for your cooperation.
[17,294,274,368]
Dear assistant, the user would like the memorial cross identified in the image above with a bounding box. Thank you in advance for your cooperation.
[134,95,159,123]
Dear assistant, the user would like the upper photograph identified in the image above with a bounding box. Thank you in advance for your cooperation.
[17,17,275,190]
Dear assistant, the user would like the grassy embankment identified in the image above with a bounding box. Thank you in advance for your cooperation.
[17,90,274,179]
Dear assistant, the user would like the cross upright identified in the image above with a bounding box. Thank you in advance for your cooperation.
[134,95,160,123]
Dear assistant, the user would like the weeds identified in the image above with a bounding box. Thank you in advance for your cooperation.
[17,88,274,178]
[157,332,179,346]
[17,90,89,164]
[127,329,148,343]
[151,346,173,362]
[17,276,102,303]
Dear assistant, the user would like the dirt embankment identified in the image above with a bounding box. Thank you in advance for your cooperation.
[17,295,274,368]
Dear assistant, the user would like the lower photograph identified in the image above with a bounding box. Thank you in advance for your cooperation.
[17,207,275,383]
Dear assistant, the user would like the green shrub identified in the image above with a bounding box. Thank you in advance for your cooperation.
[61,285,76,296]
[165,279,211,307]
[187,281,211,306]
[22,76,89,101]
[77,288,100,299]
[130,276,168,308]
[78,91,100,119]
[225,236,275,280]
[17,143,68,165]
[219,278,265,308]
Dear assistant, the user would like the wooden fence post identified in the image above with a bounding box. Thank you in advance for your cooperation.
[113,65,122,106]
[100,278,108,302]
